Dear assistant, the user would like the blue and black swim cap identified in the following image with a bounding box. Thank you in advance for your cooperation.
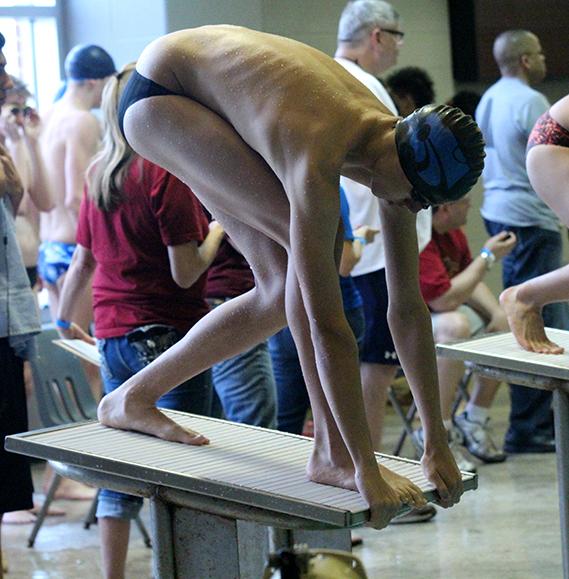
[64,44,116,81]
[395,104,485,208]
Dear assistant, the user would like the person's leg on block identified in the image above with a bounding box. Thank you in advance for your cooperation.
[501,142,569,353]
[488,220,563,452]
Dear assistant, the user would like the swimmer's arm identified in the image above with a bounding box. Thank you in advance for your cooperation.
[57,244,96,343]
[64,114,100,215]
[167,221,225,289]
[289,171,379,472]
[380,200,462,505]
[380,202,444,438]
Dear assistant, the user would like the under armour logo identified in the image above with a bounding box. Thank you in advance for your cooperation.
[384,351,398,360]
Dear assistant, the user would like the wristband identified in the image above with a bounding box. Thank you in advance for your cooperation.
[56,318,71,330]
[479,247,496,271]
[354,236,367,245]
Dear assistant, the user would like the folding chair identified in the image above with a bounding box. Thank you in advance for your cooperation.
[27,324,151,548]
[390,363,474,456]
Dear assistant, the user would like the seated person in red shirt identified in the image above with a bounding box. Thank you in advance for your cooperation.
[416,195,516,468]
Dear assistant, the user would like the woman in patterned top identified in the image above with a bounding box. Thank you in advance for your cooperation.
[501,94,569,353]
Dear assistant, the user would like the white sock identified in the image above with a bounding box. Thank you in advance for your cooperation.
[443,419,453,431]
[465,403,489,424]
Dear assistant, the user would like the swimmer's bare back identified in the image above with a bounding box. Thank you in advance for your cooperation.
[133,25,397,190]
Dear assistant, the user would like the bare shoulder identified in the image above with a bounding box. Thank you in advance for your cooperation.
[550,95,569,129]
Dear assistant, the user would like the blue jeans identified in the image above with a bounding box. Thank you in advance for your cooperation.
[269,306,365,435]
[211,341,277,428]
[96,324,212,519]
[485,220,569,441]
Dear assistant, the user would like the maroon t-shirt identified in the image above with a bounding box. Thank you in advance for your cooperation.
[419,228,472,304]
[206,239,255,299]
[77,158,209,338]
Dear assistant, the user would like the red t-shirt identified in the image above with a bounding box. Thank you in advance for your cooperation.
[206,239,255,299]
[77,158,210,338]
[419,228,472,304]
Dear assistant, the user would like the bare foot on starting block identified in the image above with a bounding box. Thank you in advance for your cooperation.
[379,464,427,508]
[98,388,210,445]
[500,286,564,354]
[307,449,415,529]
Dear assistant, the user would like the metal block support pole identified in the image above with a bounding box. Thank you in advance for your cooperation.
[150,497,176,579]
[554,389,569,579]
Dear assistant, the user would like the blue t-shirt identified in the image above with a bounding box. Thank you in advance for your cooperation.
[339,187,363,312]
[476,77,558,231]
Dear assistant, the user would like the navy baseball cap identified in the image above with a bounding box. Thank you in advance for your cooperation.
[65,44,116,81]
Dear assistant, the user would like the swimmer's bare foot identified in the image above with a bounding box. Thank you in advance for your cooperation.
[379,464,427,508]
[500,287,564,354]
[306,448,401,530]
[98,387,209,445]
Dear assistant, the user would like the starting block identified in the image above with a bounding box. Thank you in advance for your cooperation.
[6,410,477,578]
[437,328,569,579]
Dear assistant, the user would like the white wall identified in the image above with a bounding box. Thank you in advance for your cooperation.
[63,0,168,71]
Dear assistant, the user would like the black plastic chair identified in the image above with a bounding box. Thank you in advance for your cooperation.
[27,324,151,548]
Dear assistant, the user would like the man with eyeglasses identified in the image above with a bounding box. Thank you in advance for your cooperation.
[476,30,567,454]
[334,0,436,523]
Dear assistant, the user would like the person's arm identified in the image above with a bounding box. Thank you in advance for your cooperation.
[466,282,508,333]
[21,110,55,212]
[167,220,225,288]
[429,231,516,312]
[0,144,24,211]
[380,199,462,507]
[64,113,100,215]
[56,244,96,343]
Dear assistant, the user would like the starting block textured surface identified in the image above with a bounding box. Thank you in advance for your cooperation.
[437,328,569,381]
[6,410,476,528]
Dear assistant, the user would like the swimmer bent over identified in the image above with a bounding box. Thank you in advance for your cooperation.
[98,25,485,529]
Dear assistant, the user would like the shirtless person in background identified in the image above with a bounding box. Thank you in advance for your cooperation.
[39,44,115,328]
[101,25,485,528]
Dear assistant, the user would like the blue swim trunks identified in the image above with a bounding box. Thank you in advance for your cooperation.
[37,241,76,285]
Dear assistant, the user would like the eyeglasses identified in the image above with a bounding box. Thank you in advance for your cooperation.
[10,106,32,117]
[381,28,405,42]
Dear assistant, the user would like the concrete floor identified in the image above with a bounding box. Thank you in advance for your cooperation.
[2,386,563,578]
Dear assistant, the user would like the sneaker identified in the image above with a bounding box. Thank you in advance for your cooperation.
[390,504,437,524]
[413,426,478,473]
[448,426,478,473]
[455,412,507,463]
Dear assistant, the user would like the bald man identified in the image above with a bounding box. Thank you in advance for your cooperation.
[476,30,567,454]
[99,25,485,529]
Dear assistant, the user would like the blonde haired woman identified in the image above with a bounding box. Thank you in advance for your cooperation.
[57,63,224,579]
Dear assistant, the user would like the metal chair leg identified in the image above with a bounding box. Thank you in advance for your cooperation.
[28,472,62,548]
[451,366,474,419]
[134,513,152,548]
[83,489,100,529]
[389,387,417,456]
